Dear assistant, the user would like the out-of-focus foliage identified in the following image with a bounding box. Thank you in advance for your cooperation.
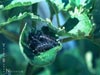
[46,0,64,15]
[49,48,93,75]
[3,0,44,10]
[0,0,100,75]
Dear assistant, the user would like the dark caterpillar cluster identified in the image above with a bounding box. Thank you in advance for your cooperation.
[27,30,59,56]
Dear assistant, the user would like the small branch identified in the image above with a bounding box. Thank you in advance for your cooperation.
[60,37,76,43]
[19,21,25,34]
[60,35,100,47]
[50,14,54,21]
[0,28,19,43]
[25,63,44,75]
[25,63,35,75]
[86,36,100,47]
[55,12,60,27]
[50,2,60,27]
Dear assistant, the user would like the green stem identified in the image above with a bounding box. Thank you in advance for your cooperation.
[60,37,77,43]
[0,28,19,43]
[60,35,100,47]
[86,37,100,47]
[25,63,44,75]
[25,63,35,75]
[50,2,60,27]
[56,12,60,27]
[20,21,25,34]
[50,14,54,21]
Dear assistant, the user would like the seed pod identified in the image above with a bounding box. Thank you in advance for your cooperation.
[19,23,62,66]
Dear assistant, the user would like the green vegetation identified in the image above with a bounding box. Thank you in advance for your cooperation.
[0,0,100,75]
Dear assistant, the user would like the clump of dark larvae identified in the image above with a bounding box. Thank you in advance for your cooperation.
[27,27,59,56]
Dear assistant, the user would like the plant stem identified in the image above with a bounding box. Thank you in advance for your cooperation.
[60,35,100,47]
[0,28,19,43]
[86,37,100,47]
[25,63,35,75]
[60,37,76,43]
[50,14,54,21]
[55,12,60,27]
[20,21,25,34]
[25,63,44,75]
[50,2,60,27]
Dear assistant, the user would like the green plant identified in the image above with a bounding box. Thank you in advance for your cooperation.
[0,0,100,75]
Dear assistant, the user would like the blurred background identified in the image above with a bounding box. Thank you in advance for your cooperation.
[0,0,100,75]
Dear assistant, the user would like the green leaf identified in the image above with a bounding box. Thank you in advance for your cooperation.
[68,8,93,39]
[69,0,88,7]
[4,0,44,10]
[19,20,62,67]
[69,0,80,7]
[0,11,62,33]
[0,12,46,27]
[0,12,29,27]
[31,44,62,66]
[46,0,64,14]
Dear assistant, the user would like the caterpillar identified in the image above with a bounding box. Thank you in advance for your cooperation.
[33,42,54,55]
[27,30,59,56]
[39,35,58,46]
